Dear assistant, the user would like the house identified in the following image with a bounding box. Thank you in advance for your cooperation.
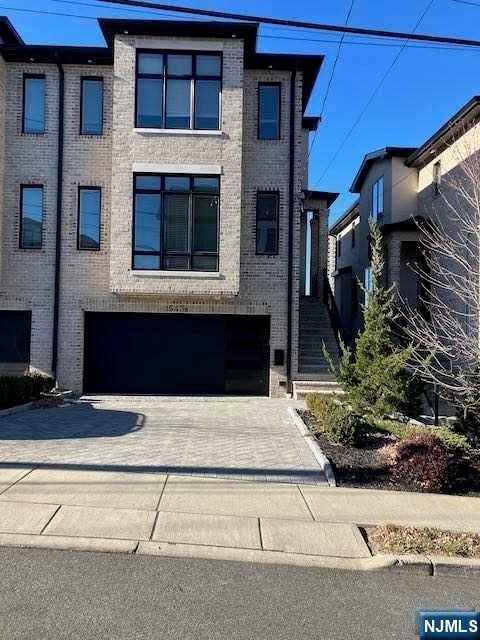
[0,16,339,397]
[329,96,480,343]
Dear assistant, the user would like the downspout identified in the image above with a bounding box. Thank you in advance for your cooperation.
[286,66,297,392]
[52,61,64,382]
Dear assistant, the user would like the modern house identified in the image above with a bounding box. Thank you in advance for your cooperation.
[0,16,339,398]
[329,95,480,344]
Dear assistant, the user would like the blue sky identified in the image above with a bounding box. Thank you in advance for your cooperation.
[5,0,480,221]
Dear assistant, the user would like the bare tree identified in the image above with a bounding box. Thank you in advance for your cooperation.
[402,127,480,413]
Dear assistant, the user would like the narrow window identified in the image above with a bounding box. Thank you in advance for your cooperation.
[337,237,342,258]
[136,52,164,128]
[372,176,384,221]
[195,55,221,130]
[433,161,441,195]
[78,187,101,250]
[81,78,103,135]
[351,226,356,249]
[20,185,43,249]
[364,266,373,305]
[256,191,279,255]
[23,75,45,134]
[258,83,280,140]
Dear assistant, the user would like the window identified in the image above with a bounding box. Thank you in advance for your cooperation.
[23,75,45,134]
[135,51,221,130]
[364,266,373,305]
[256,191,279,255]
[78,187,101,250]
[351,226,356,249]
[20,185,43,249]
[372,176,384,221]
[337,237,342,258]
[81,77,103,135]
[433,161,441,195]
[133,174,219,271]
[258,83,280,140]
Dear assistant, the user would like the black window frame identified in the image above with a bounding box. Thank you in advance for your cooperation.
[132,173,220,272]
[22,73,46,135]
[77,186,102,251]
[256,190,280,256]
[135,50,223,131]
[19,184,44,250]
[258,82,281,141]
[80,76,104,136]
[433,160,441,195]
[372,175,385,221]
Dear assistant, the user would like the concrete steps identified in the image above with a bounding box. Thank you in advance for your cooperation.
[292,379,344,401]
[298,297,339,376]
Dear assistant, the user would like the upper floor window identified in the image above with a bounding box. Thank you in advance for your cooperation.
[133,174,219,271]
[256,191,279,255]
[135,51,222,131]
[78,187,101,250]
[364,265,373,305]
[372,176,384,221]
[433,161,441,195]
[23,75,45,134]
[20,185,43,249]
[258,83,281,140]
[81,77,103,135]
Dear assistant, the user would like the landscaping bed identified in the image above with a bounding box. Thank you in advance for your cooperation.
[364,524,480,559]
[301,409,480,497]
[0,374,54,412]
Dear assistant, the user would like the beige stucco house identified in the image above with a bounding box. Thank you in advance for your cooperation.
[0,16,339,398]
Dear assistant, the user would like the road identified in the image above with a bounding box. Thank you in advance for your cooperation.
[0,548,478,639]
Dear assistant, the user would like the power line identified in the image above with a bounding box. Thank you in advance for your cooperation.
[97,0,480,47]
[451,0,480,6]
[311,0,436,189]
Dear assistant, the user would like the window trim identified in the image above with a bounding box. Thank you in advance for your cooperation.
[132,172,220,272]
[372,175,385,221]
[256,190,280,256]
[80,76,104,136]
[257,82,281,141]
[22,73,46,135]
[135,50,223,132]
[433,160,441,195]
[19,184,44,250]
[77,186,102,251]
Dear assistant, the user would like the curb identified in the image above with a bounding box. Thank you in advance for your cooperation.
[0,402,33,420]
[288,407,336,487]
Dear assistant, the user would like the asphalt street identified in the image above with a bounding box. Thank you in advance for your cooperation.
[0,548,478,640]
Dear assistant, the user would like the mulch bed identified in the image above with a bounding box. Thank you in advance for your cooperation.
[301,411,480,497]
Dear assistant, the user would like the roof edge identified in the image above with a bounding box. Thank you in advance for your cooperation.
[350,146,417,193]
[329,199,360,235]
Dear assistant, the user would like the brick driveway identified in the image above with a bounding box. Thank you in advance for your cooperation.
[0,397,326,484]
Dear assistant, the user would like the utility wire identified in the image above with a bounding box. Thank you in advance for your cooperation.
[96,0,480,47]
[451,0,480,6]
[310,0,436,190]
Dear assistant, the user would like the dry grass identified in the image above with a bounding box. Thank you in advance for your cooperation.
[366,524,480,558]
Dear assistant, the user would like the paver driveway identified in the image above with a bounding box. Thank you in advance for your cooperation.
[0,397,326,484]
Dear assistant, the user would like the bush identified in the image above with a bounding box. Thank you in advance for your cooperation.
[382,433,450,492]
[0,374,54,410]
[306,394,338,423]
[454,408,480,449]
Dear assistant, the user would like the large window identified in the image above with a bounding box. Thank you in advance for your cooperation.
[135,51,222,130]
[372,176,384,221]
[78,187,101,250]
[133,174,219,271]
[258,83,281,140]
[20,185,43,249]
[81,77,103,135]
[23,75,45,134]
[256,191,279,255]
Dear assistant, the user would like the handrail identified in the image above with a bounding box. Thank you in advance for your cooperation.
[322,269,345,348]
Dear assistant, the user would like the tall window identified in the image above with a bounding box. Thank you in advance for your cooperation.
[364,266,373,305]
[135,51,221,130]
[372,176,384,221]
[133,174,219,271]
[23,75,45,134]
[81,77,103,135]
[433,161,441,195]
[78,187,101,250]
[258,83,280,140]
[20,185,43,249]
[256,191,279,255]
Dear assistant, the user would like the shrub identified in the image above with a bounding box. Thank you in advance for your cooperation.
[382,433,450,492]
[305,394,338,423]
[319,405,366,445]
[0,374,54,410]
[454,408,480,449]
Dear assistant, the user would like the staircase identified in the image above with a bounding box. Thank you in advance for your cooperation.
[293,297,343,400]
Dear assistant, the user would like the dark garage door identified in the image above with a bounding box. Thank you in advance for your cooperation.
[84,313,270,395]
[0,311,31,372]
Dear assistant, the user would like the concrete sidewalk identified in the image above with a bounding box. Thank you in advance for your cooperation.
[0,466,479,569]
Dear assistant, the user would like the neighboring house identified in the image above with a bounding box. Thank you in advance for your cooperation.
[0,16,339,397]
[329,96,480,342]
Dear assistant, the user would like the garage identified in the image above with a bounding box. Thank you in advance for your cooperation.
[0,311,31,375]
[83,313,270,395]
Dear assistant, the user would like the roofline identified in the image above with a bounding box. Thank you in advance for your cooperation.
[302,189,339,207]
[302,115,320,131]
[350,146,417,193]
[329,199,360,235]
[0,44,113,65]
[0,16,23,46]
[406,96,480,168]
